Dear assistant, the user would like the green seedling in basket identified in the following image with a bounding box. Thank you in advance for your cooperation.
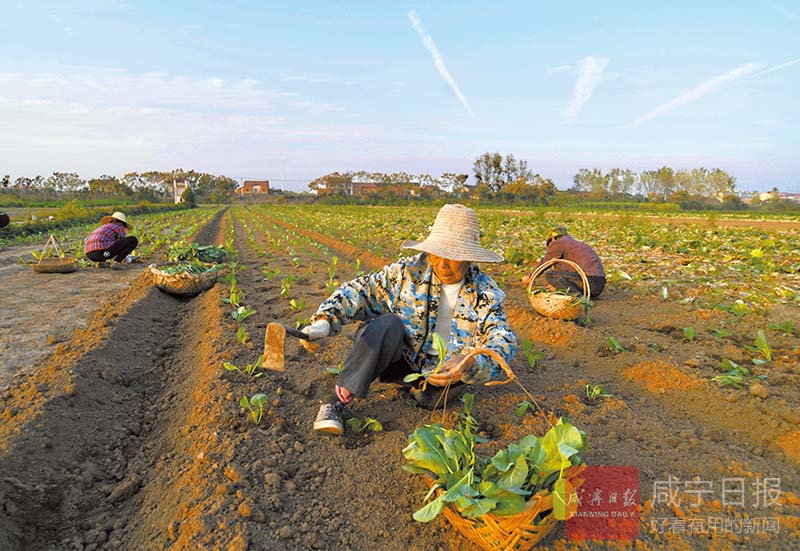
[403,394,586,522]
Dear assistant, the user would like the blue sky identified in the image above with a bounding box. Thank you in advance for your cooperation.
[0,0,798,192]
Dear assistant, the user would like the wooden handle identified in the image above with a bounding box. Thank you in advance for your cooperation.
[526,258,590,298]
[283,325,311,340]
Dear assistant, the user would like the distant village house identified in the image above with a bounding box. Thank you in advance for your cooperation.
[173,178,188,204]
[236,180,270,197]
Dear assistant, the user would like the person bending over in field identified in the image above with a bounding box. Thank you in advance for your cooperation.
[84,211,138,270]
[523,226,605,298]
[303,204,517,435]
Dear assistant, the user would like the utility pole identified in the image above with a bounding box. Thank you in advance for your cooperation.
[280,160,284,191]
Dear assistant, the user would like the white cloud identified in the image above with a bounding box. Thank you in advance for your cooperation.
[633,63,763,126]
[0,69,300,113]
[408,9,475,118]
[564,56,609,120]
[0,68,359,179]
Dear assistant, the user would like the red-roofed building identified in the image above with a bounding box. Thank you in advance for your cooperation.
[236,180,270,197]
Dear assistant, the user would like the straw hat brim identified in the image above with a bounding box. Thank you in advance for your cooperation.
[100,215,132,229]
[402,239,503,263]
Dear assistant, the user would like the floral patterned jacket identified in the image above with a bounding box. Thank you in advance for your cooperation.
[310,253,517,384]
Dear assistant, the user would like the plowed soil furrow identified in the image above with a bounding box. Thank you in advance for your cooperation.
[0,208,251,551]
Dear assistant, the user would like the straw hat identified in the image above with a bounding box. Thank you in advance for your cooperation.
[100,211,132,229]
[545,225,567,244]
[402,204,502,263]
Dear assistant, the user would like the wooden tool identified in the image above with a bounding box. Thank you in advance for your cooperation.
[262,322,319,372]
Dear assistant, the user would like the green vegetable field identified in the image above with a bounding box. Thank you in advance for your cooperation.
[0,205,797,551]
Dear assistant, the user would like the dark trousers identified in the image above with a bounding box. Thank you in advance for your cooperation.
[86,236,138,263]
[543,269,605,298]
[334,313,466,410]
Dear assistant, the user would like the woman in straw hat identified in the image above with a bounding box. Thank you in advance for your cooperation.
[303,204,517,435]
[84,211,139,269]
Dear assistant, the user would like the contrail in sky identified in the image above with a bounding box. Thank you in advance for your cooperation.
[744,56,800,80]
[564,56,609,120]
[633,63,762,126]
[408,10,475,118]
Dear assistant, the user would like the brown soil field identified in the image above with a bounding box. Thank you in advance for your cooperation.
[0,206,797,551]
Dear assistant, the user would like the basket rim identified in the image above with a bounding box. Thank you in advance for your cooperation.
[36,256,78,264]
[526,258,590,298]
[147,261,223,277]
[428,464,587,520]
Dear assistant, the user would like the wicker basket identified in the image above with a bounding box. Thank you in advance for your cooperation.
[146,262,222,296]
[33,257,79,273]
[526,259,590,321]
[32,235,79,274]
[429,465,587,551]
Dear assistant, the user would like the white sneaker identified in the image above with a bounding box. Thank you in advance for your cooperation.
[313,403,344,435]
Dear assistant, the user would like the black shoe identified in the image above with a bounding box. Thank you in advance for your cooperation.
[409,383,468,411]
[313,402,345,435]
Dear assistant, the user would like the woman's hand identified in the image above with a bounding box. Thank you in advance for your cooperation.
[426,354,474,387]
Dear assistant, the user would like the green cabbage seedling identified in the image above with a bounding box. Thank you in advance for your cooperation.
[402,333,447,391]
[240,393,268,425]
[224,357,263,378]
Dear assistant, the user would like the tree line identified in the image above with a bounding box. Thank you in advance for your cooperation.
[308,156,559,205]
[570,166,737,201]
[307,154,743,207]
[1,169,237,204]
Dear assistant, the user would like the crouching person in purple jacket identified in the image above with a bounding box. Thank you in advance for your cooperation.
[523,226,605,298]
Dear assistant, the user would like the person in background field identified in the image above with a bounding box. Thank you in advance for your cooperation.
[302,204,517,435]
[523,226,606,298]
[84,211,138,269]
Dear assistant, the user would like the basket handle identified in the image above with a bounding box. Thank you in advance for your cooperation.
[38,235,64,265]
[526,258,591,299]
[446,347,553,429]
[452,347,515,387]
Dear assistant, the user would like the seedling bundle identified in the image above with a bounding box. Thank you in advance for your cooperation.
[403,394,587,550]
